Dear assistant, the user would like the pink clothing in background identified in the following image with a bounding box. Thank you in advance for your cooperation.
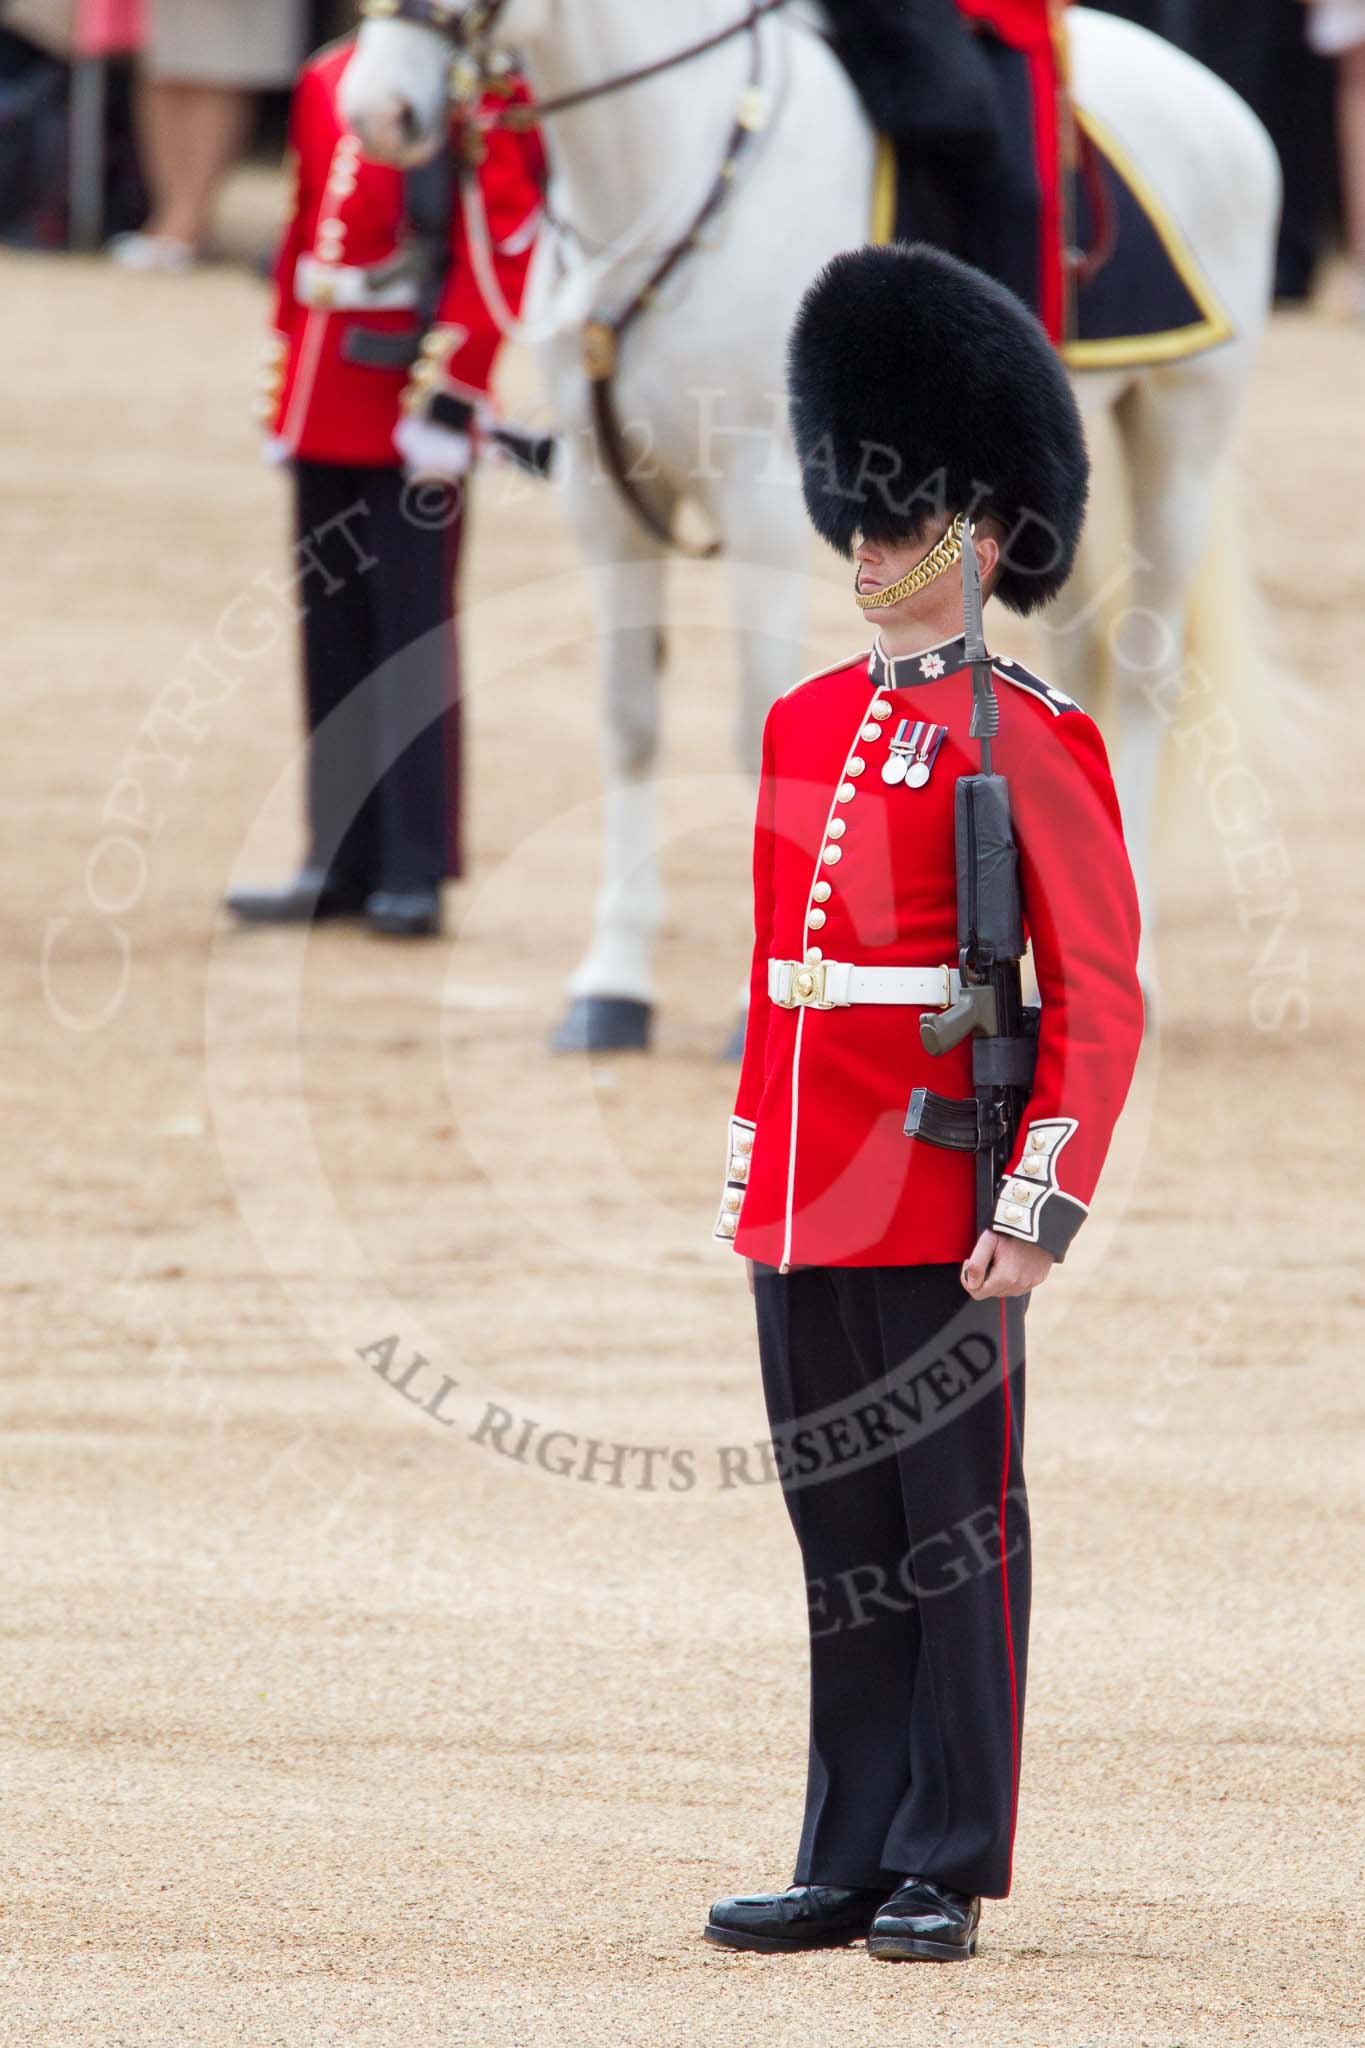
[76,0,145,56]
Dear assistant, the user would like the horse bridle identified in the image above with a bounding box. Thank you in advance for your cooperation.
[359,0,793,125]
[359,0,512,42]
[358,0,795,558]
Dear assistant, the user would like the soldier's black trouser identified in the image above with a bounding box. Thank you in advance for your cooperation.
[752,1262,1029,1900]
[292,459,465,893]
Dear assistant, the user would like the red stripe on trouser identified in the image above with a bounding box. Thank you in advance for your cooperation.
[998,1297,1021,1889]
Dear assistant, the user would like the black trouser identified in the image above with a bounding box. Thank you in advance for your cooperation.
[293,459,465,893]
[753,1263,1029,1900]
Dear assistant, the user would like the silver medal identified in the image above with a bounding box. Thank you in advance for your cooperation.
[906,761,930,788]
[883,717,916,787]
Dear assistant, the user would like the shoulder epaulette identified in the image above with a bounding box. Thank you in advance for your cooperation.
[992,656,1080,716]
[782,651,868,699]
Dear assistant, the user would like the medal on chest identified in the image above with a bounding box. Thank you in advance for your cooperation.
[882,718,947,789]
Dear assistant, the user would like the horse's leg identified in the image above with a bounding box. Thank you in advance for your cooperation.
[1107,348,1254,995]
[715,460,813,1057]
[552,534,669,1053]
[1038,367,1134,718]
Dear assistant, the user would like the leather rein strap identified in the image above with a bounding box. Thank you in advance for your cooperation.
[361,0,793,561]
[579,4,784,560]
[485,0,792,129]
[1071,123,1117,289]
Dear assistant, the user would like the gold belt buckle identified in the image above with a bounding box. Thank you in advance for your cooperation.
[788,960,828,1008]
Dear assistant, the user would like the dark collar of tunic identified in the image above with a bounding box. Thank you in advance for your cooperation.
[867,633,968,690]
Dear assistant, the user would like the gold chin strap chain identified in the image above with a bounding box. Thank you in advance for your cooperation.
[854,512,970,613]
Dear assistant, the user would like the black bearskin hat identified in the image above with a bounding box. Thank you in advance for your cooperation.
[787,243,1089,615]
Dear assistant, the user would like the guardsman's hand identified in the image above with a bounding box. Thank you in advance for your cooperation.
[961,1229,1055,1301]
[392,414,473,482]
[746,1258,757,1298]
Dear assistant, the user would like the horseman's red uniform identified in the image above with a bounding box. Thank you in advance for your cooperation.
[957,0,1071,340]
[957,0,1063,51]
[715,633,1142,1271]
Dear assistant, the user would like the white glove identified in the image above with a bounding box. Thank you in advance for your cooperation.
[393,414,474,481]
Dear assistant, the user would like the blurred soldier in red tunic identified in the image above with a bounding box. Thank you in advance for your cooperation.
[227,36,544,937]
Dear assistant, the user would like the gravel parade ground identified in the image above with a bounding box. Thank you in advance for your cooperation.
[3,234,1363,2046]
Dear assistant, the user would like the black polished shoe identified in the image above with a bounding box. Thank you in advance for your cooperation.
[704,1884,886,1954]
[866,1878,980,1962]
[225,868,367,926]
[364,887,442,938]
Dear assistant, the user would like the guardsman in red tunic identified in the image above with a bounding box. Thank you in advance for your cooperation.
[704,245,1143,1963]
[227,36,544,937]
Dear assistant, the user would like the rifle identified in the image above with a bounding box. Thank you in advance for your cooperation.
[903,520,1039,1233]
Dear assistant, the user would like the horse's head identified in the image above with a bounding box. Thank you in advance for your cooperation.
[340,1,554,164]
[339,10,456,166]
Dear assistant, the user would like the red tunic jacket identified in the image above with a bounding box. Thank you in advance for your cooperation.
[260,39,544,467]
[956,0,1067,54]
[715,635,1143,1270]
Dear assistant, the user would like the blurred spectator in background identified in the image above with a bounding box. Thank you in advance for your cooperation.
[1,0,146,247]
[109,0,305,269]
[1302,0,1365,309]
[1181,0,1337,301]
[1089,1,1355,304]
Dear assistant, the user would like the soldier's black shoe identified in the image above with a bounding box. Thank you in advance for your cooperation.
[365,887,442,938]
[225,869,368,925]
[704,1884,886,1954]
[866,1878,980,1962]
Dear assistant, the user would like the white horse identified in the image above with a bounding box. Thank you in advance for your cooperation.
[341,1,1279,1049]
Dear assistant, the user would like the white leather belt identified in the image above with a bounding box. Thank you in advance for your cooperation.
[768,958,961,1010]
[295,255,419,311]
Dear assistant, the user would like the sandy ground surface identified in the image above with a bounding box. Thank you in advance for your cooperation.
[2,194,1363,2047]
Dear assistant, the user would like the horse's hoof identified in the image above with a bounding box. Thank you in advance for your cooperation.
[720,1015,746,1062]
[550,995,653,1054]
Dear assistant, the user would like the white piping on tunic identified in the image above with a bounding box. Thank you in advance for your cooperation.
[279,307,328,452]
[279,135,350,454]
[778,677,889,1273]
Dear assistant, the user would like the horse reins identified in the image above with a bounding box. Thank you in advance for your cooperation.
[360,0,795,559]
[572,5,789,560]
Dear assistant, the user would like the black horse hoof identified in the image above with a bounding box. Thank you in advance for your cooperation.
[551,995,653,1054]
[720,1014,746,1062]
